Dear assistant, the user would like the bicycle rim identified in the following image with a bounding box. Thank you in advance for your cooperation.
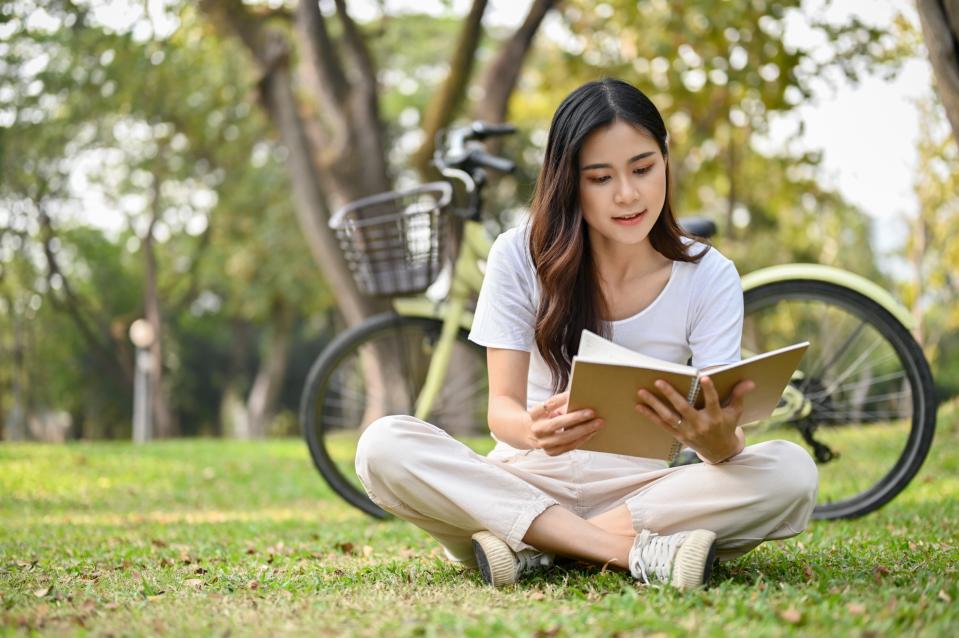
[300,313,490,518]
[743,281,937,519]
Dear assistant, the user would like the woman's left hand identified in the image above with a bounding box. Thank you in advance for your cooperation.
[635,376,755,464]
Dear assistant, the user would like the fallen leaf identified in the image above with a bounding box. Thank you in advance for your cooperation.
[183,579,203,589]
[151,539,167,548]
[247,580,259,590]
[847,602,866,615]
[335,542,355,555]
[362,545,373,557]
[779,607,802,624]
[528,591,545,600]
[873,565,890,583]
[33,587,50,598]
[193,566,208,575]
[803,564,814,581]
[938,590,952,603]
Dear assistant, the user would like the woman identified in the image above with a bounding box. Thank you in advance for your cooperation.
[355,78,818,590]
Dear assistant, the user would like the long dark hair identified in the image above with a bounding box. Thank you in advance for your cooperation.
[529,78,708,393]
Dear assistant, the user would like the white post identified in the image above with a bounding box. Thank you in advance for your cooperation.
[129,319,156,444]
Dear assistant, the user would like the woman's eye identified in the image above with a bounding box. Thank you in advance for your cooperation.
[589,176,611,184]
[634,165,652,175]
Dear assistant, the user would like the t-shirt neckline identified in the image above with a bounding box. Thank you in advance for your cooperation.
[608,260,677,325]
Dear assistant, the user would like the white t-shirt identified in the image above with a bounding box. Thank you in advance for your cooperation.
[468,224,744,412]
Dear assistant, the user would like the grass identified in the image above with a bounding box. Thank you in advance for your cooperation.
[2,402,958,637]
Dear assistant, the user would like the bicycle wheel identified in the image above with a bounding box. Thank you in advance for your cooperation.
[300,313,489,518]
[742,280,937,519]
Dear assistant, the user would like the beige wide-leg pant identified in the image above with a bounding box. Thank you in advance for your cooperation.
[355,415,818,565]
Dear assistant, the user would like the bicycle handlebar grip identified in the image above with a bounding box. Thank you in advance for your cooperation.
[473,122,517,137]
[471,150,516,174]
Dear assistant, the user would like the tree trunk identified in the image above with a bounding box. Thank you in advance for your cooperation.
[245,298,295,438]
[472,0,559,124]
[411,0,490,178]
[143,173,176,438]
[3,300,27,441]
[918,0,959,148]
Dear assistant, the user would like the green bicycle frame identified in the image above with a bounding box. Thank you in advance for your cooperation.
[396,222,916,422]
[393,221,490,420]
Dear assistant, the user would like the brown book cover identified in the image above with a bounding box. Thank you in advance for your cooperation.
[567,330,809,461]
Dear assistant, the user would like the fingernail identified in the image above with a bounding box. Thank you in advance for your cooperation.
[654,380,665,389]
[582,410,594,418]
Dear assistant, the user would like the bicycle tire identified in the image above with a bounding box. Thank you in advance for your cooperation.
[743,280,937,519]
[300,313,487,518]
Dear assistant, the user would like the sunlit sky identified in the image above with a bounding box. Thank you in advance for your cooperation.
[78,0,933,270]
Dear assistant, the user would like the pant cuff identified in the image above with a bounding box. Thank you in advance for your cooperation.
[504,496,558,552]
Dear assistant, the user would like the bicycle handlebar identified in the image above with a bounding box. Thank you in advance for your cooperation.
[435,121,516,176]
[469,149,516,174]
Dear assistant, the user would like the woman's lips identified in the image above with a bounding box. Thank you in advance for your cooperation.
[612,210,647,226]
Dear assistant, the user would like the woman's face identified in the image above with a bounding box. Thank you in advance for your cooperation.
[577,119,667,247]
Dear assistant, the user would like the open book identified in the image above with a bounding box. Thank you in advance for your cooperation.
[567,330,809,461]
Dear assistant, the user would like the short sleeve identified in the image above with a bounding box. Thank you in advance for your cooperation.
[687,253,743,368]
[468,228,537,351]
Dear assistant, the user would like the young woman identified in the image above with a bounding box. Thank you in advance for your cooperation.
[355,78,818,590]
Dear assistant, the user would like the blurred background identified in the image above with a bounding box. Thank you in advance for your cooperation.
[1,0,957,443]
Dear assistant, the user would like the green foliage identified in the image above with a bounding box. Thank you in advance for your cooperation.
[1,401,957,634]
[0,2,333,437]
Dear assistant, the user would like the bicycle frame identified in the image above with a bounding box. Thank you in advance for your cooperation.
[393,220,490,420]
[395,222,917,423]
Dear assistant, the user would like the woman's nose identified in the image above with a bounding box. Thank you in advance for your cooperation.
[613,179,639,205]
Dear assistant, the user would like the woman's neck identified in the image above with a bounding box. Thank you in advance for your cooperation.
[588,228,669,286]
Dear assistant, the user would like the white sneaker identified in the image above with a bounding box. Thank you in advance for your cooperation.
[629,528,717,590]
[471,531,554,587]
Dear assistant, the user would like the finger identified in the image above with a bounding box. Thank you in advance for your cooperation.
[544,427,600,456]
[637,388,681,424]
[539,419,603,450]
[533,408,594,438]
[635,403,688,444]
[699,376,724,422]
[725,379,756,415]
[554,408,597,431]
[653,380,698,422]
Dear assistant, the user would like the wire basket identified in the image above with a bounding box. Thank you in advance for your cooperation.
[329,182,453,297]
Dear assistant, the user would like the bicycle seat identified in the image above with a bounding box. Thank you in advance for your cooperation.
[679,216,717,239]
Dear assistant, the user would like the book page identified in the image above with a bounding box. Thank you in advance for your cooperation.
[693,342,810,425]
[576,330,697,376]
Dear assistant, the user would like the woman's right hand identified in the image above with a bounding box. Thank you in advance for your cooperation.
[526,391,604,456]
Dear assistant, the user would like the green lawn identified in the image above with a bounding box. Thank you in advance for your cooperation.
[2,402,957,637]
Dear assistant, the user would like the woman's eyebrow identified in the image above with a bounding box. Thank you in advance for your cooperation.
[581,151,656,170]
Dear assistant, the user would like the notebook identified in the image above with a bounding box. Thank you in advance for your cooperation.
[567,330,809,461]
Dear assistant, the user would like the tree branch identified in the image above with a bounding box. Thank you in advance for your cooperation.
[411,0,489,179]
[473,0,558,123]
[917,0,959,148]
[296,0,349,107]
[36,200,133,385]
[333,0,378,94]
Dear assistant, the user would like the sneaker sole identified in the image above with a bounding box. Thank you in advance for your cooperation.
[671,529,717,591]
[471,531,517,587]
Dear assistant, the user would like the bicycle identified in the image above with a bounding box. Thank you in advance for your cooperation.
[300,121,938,522]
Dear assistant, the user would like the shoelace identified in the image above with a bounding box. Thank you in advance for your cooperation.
[514,549,552,577]
[630,529,688,584]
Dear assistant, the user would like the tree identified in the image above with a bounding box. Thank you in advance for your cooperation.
[917,0,959,148]
[197,0,557,328]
